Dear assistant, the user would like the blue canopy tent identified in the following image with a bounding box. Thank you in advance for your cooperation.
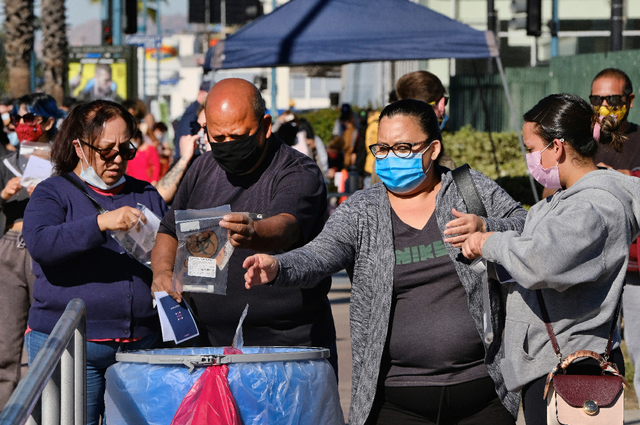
[207,0,538,202]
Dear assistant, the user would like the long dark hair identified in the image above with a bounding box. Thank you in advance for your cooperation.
[12,93,63,140]
[51,100,137,175]
[523,93,625,158]
[379,98,444,162]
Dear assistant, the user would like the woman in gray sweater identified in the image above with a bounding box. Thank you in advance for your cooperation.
[462,93,640,424]
[244,99,526,425]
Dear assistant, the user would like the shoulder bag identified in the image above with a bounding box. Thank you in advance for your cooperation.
[539,290,627,425]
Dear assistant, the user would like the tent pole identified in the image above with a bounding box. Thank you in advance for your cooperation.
[495,55,540,203]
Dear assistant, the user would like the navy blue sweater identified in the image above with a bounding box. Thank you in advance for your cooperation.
[23,173,167,339]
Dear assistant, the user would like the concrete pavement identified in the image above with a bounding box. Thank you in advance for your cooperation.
[328,271,640,424]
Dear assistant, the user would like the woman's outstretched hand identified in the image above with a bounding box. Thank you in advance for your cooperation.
[460,231,494,260]
[443,208,486,247]
[243,254,279,289]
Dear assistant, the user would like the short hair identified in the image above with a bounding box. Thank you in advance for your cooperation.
[152,122,168,133]
[250,84,266,121]
[396,71,447,104]
[592,68,633,96]
[51,100,137,175]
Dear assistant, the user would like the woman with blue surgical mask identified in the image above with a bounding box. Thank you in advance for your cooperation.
[22,99,168,425]
[242,99,527,425]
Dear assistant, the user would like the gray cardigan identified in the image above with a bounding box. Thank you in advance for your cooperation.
[274,169,526,424]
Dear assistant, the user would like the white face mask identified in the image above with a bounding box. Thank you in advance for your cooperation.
[78,142,125,190]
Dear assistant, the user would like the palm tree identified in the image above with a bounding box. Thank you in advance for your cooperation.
[4,0,35,98]
[41,0,68,103]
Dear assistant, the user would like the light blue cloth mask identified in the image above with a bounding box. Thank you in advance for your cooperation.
[375,146,433,194]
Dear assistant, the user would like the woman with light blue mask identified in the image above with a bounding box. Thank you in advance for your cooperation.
[242,99,527,425]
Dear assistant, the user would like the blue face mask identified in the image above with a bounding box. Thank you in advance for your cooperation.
[7,131,19,147]
[439,114,449,131]
[375,145,433,194]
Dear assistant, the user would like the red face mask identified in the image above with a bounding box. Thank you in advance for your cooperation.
[15,123,44,142]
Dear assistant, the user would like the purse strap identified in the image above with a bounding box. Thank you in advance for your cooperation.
[536,288,622,362]
[451,164,487,217]
[61,174,109,215]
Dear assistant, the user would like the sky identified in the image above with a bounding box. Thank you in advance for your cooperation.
[63,0,187,28]
[1,0,279,29]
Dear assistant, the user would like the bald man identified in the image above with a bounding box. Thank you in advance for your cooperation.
[151,79,336,368]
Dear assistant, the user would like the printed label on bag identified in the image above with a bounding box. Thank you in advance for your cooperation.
[187,256,217,278]
[180,220,200,232]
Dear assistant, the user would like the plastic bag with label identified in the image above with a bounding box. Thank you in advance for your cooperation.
[111,203,161,268]
[173,206,233,295]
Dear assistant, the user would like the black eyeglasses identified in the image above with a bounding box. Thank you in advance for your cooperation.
[589,95,627,108]
[189,121,205,136]
[79,139,137,161]
[10,113,41,126]
[369,139,433,159]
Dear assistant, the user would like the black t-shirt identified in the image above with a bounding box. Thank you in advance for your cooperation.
[384,210,487,387]
[158,136,335,349]
[594,122,640,170]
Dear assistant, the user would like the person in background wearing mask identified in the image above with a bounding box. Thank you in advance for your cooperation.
[589,67,640,405]
[243,99,525,425]
[173,81,211,161]
[151,78,338,374]
[0,117,17,158]
[0,93,62,412]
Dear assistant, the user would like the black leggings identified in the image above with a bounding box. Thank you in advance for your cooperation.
[366,376,515,425]
[522,347,625,425]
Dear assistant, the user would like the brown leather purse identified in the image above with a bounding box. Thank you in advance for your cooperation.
[537,290,628,425]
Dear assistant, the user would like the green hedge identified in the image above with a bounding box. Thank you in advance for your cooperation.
[298,110,541,206]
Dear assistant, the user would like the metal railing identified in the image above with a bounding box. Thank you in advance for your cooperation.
[0,299,87,425]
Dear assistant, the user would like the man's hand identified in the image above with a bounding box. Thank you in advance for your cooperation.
[460,231,494,260]
[219,213,257,249]
[1,176,23,200]
[179,134,198,162]
[443,208,486,247]
[151,233,182,302]
[243,254,279,289]
[152,269,182,302]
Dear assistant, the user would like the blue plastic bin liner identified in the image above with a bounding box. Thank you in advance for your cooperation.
[104,347,344,425]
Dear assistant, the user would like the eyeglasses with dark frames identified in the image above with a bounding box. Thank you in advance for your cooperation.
[589,95,627,108]
[79,139,137,161]
[10,113,41,126]
[369,138,433,159]
[189,121,206,136]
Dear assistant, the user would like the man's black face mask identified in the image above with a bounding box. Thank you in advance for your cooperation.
[208,118,265,175]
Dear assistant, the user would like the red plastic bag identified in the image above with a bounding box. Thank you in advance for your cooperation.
[171,348,243,425]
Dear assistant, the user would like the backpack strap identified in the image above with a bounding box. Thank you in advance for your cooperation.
[451,164,487,217]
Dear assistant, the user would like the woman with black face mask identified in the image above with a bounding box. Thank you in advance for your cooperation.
[0,92,62,412]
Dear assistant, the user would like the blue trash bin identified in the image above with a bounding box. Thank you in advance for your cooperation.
[104,346,344,425]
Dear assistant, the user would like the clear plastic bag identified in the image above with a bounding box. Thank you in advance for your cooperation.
[111,203,161,268]
[173,206,233,295]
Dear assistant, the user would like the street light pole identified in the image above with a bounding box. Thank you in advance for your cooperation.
[611,0,623,51]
